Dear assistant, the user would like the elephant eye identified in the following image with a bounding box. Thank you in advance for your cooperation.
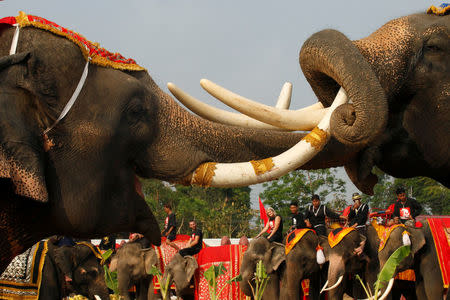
[425,44,441,52]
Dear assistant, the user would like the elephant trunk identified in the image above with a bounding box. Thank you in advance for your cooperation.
[239,267,254,296]
[325,253,346,300]
[300,29,388,148]
[87,275,110,300]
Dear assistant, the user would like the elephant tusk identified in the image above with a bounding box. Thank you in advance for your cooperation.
[200,78,329,131]
[188,87,347,188]
[321,275,344,292]
[94,296,102,300]
[320,280,329,294]
[167,82,290,131]
[275,82,292,109]
[376,278,395,300]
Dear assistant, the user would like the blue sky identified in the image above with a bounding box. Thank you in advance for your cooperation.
[1,0,438,207]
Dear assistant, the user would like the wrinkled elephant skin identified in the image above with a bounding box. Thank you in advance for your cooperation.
[112,242,158,300]
[378,220,445,300]
[0,17,302,272]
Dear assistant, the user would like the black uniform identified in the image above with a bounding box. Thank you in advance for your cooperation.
[393,198,422,224]
[304,204,340,236]
[290,212,306,231]
[348,203,369,234]
[162,212,177,241]
[179,228,203,257]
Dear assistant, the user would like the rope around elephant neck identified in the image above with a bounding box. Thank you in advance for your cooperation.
[9,23,90,141]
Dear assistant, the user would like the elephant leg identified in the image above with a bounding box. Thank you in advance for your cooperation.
[308,272,322,300]
[136,278,150,300]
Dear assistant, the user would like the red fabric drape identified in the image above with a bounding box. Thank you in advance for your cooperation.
[258,197,268,226]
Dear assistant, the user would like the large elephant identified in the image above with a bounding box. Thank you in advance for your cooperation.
[110,241,159,300]
[0,240,109,300]
[0,12,304,272]
[280,229,327,300]
[173,8,450,194]
[377,219,446,300]
[321,226,380,300]
[239,237,285,299]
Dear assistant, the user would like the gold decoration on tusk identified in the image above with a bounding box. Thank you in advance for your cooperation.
[303,127,328,150]
[250,158,274,175]
[191,162,217,187]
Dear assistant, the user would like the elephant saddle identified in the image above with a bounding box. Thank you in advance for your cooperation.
[194,244,247,300]
[428,217,450,288]
[0,11,145,71]
[0,241,48,300]
[328,227,355,248]
[285,228,314,254]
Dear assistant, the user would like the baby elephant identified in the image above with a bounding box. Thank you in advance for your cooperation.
[0,240,109,300]
[110,241,159,300]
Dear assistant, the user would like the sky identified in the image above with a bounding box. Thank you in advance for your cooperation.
[1,0,438,208]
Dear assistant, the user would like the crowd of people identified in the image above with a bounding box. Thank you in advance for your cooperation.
[95,186,422,254]
[255,186,423,243]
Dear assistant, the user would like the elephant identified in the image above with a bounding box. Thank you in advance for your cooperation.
[321,225,380,300]
[239,237,286,300]
[0,12,303,272]
[0,240,109,300]
[280,229,327,300]
[110,241,159,300]
[377,219,445,300]
[149,253,198,300]
[173,9,450,194]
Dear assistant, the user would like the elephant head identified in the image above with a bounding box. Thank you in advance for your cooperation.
[112,242,159,300]
[376,222,426,298]
[51,242,109,300]
[377,219,446,299]
[239,237,285,299]
[175,10,450,194]
[322,226,380,300]
[161,253,198,298]
[280,230,326,300]
[0,13,305,271]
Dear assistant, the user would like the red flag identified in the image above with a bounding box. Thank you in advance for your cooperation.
[258,197,268,226]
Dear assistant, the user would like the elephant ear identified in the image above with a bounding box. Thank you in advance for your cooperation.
[52,245,76,277]
[264,242,285,273]
[183,255,198,282]
[410,227,426,257]
[0,52,48,202]
[142,248,158,274]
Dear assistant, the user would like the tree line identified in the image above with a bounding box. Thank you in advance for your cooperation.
[140,167,449,238]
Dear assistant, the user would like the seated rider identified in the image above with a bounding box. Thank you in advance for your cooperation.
[162,203,179,251]
[288,200,306,233]
[392,187,422,226]
[304,194,342,236]
[179,220,203,257]
[346,192,369,234]
[255,207,283,243]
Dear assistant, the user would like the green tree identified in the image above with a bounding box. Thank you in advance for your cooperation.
[260,168,346,233]
[174,185,253,238]
[360,168,450,215]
